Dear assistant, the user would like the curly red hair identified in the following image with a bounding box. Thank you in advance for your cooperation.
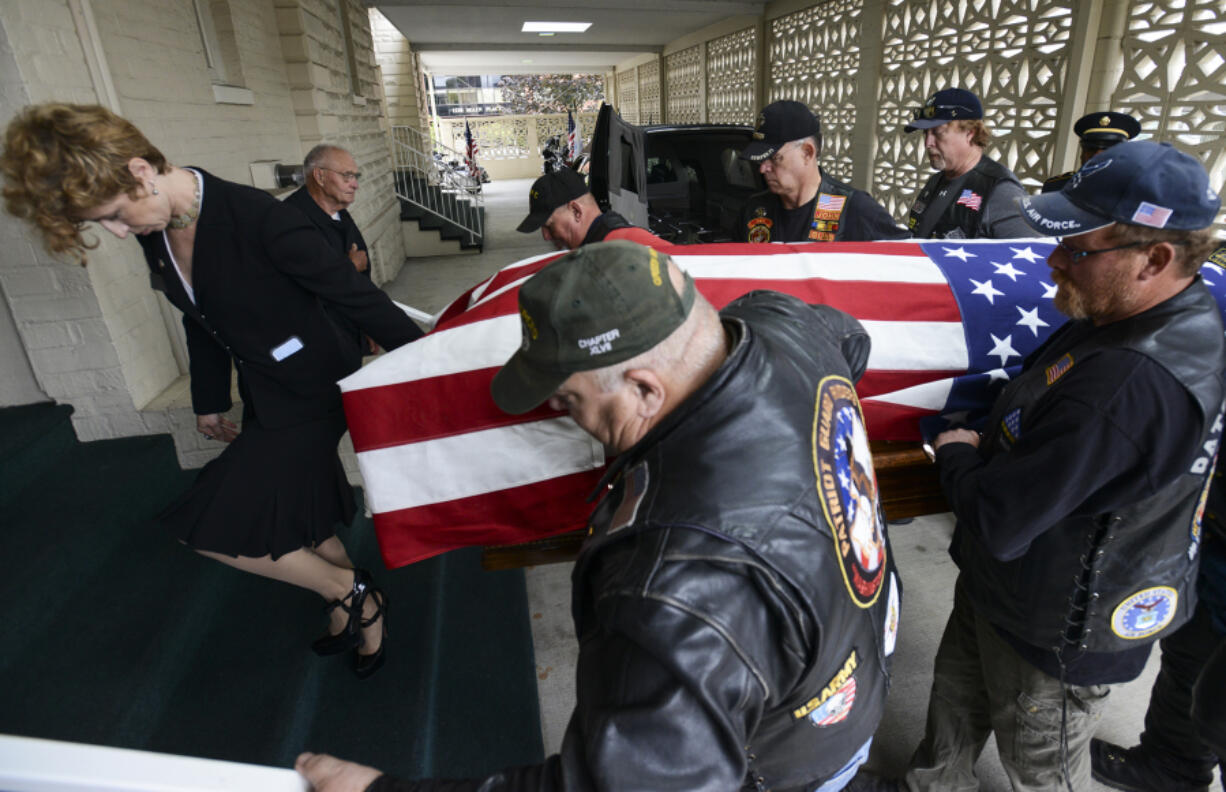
[1,103,168,264]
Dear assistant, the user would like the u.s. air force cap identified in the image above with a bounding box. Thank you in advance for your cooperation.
[1019,140,1220,236]
[1074,111,1141,149]
[491,240,697,415]
[739,100,821,162]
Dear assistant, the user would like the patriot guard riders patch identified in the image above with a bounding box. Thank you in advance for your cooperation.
[813,377,887,608]
[1111,586,1177,640]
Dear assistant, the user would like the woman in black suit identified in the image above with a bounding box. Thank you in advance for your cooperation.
[1,103,423,679]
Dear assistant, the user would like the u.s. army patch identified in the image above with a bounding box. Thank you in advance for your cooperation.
[1111,586,1177,640]
[814,377,887,608]
[794,649,857,726]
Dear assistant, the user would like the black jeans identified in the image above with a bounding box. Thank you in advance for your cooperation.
[1138,598,1224,787]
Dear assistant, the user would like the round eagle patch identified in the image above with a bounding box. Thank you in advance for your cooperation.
[1111,586,1177,640]
[813,376,887,608]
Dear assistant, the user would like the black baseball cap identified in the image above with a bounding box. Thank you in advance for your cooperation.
[1074,111,1141,149]
[739,100,821,162]
[1018,140,1221,236]
[517,169,588,232]
[491,240,697,415]
[905,88,984,132]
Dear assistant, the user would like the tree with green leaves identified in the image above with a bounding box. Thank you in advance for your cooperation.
[495,73,604,114]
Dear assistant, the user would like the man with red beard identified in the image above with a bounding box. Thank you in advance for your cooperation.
[851,140,1225,791]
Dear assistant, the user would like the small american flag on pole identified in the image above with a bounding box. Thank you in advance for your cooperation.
[566,109,580,165]
[956,189,983,211]
[339,241,1226,568]
[464,120,480,180]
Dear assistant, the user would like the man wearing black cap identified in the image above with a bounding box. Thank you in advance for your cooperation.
[852,141,1225,792]
[517,168,661,250]
[1042,110,1142,193]
[903,87,1036,239]
[738,100,906,243]
[298,240,902,792]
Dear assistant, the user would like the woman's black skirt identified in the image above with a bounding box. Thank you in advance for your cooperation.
[159,409,356,559]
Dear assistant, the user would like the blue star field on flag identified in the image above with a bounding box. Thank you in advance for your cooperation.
[918,240,1226,440]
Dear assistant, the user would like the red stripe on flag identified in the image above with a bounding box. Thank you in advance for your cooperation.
[343,367,560,452]
[862,399,936,442]
[373,468,605,568]
[696,280,958,321]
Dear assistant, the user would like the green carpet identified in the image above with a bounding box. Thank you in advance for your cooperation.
[0,403,543,780]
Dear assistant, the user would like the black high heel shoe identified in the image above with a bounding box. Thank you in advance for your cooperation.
[311,568,372,656]
[353,587,388,679]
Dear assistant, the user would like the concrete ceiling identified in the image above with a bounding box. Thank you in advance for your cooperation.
[371,0,768,75]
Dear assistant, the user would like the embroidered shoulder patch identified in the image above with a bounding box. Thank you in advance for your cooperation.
[794,649,857,725]
[1111,586,1177,640]
[814,377,887,608]
[1045,353,1074,385]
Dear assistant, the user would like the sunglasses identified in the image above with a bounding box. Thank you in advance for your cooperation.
[912,104,978,120]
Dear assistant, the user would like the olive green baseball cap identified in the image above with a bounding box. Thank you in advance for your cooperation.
[491,240,697,415]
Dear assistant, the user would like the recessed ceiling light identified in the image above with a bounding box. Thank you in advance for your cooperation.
[522,21,591,33]
[521,59,534,63]
[538,32,555,36]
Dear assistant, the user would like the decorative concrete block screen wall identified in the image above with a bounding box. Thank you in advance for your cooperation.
[615,0,1225,230]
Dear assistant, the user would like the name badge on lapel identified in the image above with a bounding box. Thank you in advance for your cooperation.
[271,336,304,362]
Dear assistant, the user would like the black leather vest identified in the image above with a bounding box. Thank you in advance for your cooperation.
[742,171,857,243]
[957,280,1226,655]
[907,155,1018,239]
[574,293,898,790]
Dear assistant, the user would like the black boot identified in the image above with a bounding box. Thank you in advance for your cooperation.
[1091,739,1211,792]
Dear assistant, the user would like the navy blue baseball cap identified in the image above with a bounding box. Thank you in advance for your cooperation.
[1019,140,1221,236]
[904,88,984,132]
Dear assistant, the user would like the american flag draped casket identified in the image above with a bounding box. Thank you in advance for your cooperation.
[339,240,1226,569]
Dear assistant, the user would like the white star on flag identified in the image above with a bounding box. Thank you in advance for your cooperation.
[1011,246,1045,264]
[944,247,976,262]
[970,278,1005,304]
[1041,281,1058,299]
[986,368,1011,383]
[993,261,1026,281]
[988,333,1021,366]
[1016,305,1050,336]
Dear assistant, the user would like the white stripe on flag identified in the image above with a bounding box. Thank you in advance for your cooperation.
[861,320,969,372]
[357,416,605,514]
[340,314,519,391]
[864,378,955,410]
[679,252,946,283]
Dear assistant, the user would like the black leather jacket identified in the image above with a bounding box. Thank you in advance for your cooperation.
[370,292,900,792]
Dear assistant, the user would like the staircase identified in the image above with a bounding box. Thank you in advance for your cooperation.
[391,127,485,252]
[0,401,542,779]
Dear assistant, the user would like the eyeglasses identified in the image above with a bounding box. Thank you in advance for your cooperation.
[319,167,361,182]
[1054,237,1175,263]
[912,104,978,120]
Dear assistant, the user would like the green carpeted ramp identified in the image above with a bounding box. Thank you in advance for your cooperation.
[0,402,543,780]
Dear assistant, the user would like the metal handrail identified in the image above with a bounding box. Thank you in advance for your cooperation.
[390,126,484,248]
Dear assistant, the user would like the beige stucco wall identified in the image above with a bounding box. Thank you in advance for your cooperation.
[0,0,406,470]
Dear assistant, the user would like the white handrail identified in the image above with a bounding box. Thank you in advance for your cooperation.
[390,126,484,247]
[0,734,307,791]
